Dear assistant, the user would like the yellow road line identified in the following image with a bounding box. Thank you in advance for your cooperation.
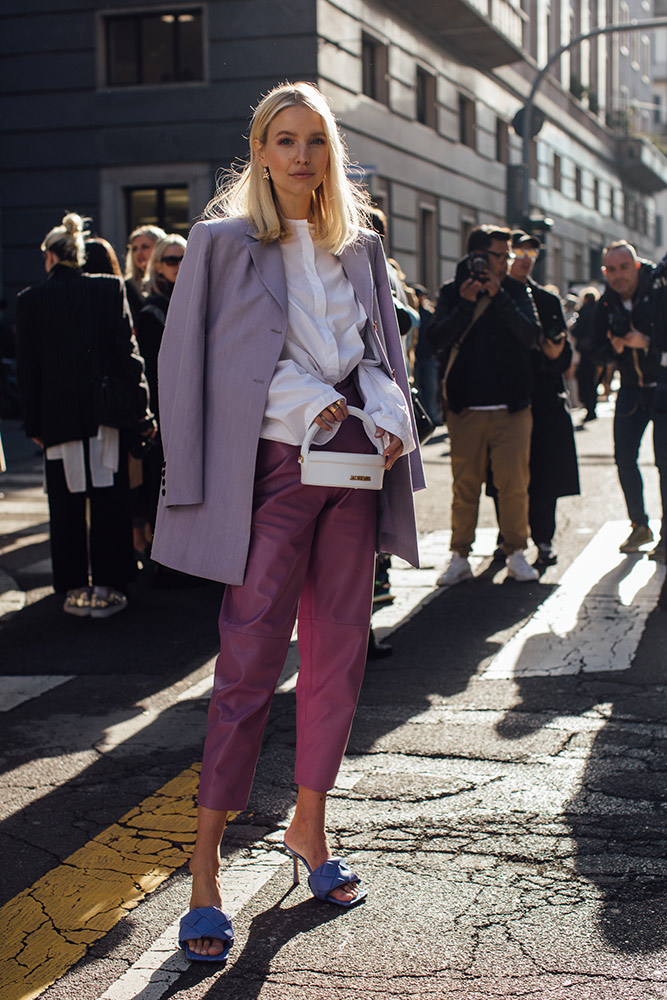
[0,763,238,1000]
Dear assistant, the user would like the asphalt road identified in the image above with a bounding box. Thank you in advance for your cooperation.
[1,405,667,1000]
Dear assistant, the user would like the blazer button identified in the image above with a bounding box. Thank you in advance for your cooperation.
[161,488,166,496]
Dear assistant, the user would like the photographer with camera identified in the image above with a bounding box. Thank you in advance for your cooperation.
[594,240,662,554]
[429,225,539,585]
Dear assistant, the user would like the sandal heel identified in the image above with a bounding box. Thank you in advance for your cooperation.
[292,855,299,885]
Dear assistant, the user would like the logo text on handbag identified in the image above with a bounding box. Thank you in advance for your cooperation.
[350,475,371,481]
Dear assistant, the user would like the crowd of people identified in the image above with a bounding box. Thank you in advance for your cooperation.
[380,225,667,586]
[6,79,667,962]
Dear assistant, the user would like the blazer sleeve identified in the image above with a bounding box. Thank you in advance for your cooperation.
[158,221,211,506]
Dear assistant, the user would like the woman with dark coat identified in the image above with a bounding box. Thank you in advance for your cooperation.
[15,213,154,617]
[123,224,166,327]
[510,233,580,564]
[133,234,186,551]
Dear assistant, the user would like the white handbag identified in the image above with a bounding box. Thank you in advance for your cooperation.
[299,405,385,490]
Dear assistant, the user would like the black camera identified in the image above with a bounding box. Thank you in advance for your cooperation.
[467,252,489,279]
[609,308,632,338]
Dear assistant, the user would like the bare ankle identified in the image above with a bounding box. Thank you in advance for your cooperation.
[189,854,220,881]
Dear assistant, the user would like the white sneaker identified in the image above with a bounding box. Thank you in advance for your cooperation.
[437,552,473,586]
[506,551,539,582]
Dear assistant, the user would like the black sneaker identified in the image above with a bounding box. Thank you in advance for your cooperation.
[536,544,557,566]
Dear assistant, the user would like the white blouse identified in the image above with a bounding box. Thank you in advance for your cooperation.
[259,219,415,453]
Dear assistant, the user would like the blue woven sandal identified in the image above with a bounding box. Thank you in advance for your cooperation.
[282,843,367,908]
[178,907,234,962]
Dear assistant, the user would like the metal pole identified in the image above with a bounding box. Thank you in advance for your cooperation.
[521,17,667,223]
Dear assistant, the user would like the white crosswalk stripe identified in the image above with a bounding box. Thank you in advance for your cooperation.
[483,520,665,679]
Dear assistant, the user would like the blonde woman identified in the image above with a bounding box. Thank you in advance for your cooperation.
[151,82,424,960]
[123,224,166,324]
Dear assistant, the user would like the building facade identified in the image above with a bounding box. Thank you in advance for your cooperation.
[1,0,667,312]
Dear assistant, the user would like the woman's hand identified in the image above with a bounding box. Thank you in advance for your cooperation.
[376,428,402,470]
[313,397,348,431]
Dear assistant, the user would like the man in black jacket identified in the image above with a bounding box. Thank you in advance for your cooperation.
[593,240,661,554]
[429,225,540,585]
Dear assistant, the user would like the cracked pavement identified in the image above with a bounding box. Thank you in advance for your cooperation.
[2,416,667,999]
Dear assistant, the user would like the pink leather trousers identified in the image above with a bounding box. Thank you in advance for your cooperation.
[197,402,378,812]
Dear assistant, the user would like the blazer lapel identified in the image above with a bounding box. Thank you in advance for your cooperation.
[340,238,393,371]
[246,225,288,316]
[339,241,374,323]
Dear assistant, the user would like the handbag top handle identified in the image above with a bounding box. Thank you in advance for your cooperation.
[300,406,384,461]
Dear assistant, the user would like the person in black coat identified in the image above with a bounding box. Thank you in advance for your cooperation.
[429,225,540,586]
[571,287,601,423]
[133,234,186,559]
[123,224,167,328]
[504,232,580,565]
[15,213,154,617]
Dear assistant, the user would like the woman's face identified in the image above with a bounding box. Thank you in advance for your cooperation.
[132,235,157,273]
[254,103,330,219]
[155,242,184,285]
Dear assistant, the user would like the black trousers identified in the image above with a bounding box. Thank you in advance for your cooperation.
[45,442,135,594]
[493,490,558,549]
[528,491,557,547]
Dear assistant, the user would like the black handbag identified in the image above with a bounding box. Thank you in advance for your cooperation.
[410,386,435,444]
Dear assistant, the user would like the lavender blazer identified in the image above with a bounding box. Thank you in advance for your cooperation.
[151,217,425,585]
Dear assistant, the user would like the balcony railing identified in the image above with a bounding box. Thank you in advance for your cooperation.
[381,0,526,69]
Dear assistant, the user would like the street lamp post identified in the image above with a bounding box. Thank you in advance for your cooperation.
[521,17,667,224]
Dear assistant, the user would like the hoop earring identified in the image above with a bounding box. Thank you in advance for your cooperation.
[262,166,270,180]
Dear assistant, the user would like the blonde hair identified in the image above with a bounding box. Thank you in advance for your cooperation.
[144,234,187,295]
[204,81,370,254]
[41,213,90,267]
[124,225,167,290]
